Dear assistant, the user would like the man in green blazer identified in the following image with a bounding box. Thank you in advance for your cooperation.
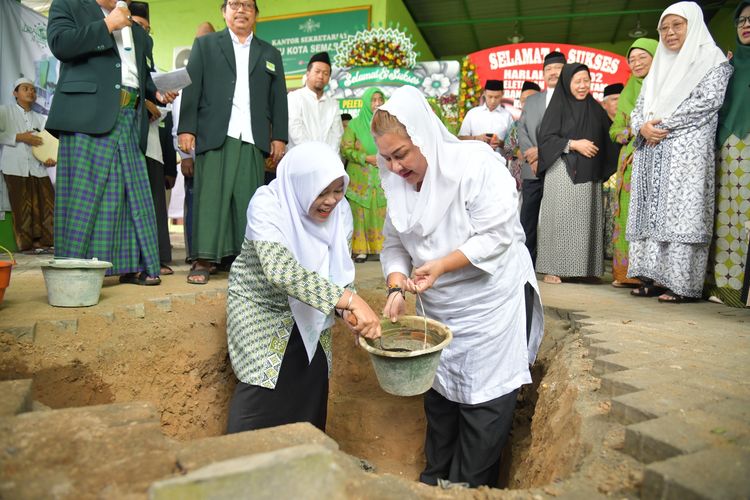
[46,0,175,286]
[178,0,288,284]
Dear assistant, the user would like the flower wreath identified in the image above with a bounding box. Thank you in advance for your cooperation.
[334,26,419,69]
[458,57,482,123]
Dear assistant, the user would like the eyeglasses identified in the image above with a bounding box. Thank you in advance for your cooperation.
[628,54,651,66]
[657,21,687,35]
[227,1,255,11]
[736,16,750,28]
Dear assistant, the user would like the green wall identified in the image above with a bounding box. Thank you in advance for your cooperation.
[149,0,434,82]
[709,4,738,54]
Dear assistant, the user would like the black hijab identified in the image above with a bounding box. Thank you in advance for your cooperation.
[537,63,618,184]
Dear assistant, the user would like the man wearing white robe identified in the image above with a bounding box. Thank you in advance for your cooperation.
[286,51,343,153]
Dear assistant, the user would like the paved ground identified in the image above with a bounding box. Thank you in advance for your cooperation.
[1,236,749,498]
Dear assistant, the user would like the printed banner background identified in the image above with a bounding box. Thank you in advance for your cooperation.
[468,42,631,105]
[329,61,460,116]
[256,7,371,79]
[0,0,59,208]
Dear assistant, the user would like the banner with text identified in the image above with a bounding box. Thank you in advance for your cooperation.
[328,61,460,124]
[468,43,630,104]
[0,0,59,202]
[256,7,371,79]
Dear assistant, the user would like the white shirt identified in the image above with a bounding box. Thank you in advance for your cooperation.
[286,86,343,153]
[458,104,514,145]
[226,30,255,144]
[145,107,166,163]
[381,158,544,405]
[0,104,49,178]
[170,93,193,161]
[101,7,138,88]
[545,87,555,108]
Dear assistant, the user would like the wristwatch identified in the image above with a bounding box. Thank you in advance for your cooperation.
[386,286,405,298]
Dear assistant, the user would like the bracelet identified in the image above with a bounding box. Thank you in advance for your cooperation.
[387,286,405,298]
[346,290,355,309]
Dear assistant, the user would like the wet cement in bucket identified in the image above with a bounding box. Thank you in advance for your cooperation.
[358,317,452,397]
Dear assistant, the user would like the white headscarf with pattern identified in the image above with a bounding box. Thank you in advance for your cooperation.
[641,1,727,120]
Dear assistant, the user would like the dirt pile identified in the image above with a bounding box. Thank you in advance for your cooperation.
[0,296,233,440]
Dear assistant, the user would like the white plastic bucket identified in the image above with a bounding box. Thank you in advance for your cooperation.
[41,258,112,307]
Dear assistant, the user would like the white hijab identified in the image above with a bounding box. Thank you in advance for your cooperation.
[641,1,727,120]
[376,86,500,237]
[245,142,354,362]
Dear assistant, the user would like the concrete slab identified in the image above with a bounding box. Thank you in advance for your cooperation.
[624,407,750,463]
[0,379,32,416]
[149,444,366,500]
[642,447,750,500]
[611,383,727,425]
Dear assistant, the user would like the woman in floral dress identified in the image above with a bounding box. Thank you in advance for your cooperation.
[627,1,731,302]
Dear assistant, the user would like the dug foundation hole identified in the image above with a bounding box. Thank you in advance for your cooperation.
[0,290,584,490]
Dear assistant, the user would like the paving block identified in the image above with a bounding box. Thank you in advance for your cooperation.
[583,327,689,348]
[150,444,361,500]
[610,383,726,425]
[624,407,750,463]
[593,349,680,376]
[0,379,32,416]
[98,311,115,323]
[585,342,618,358]
[600,365,685,397]
[683,375,750,402]
[147,297,172,313]
[0,326,35,343]
[32,320,78,345]
[642,447,750,500]
[198,288,225,299]
[170,293,196,304]
[176,422,339,472]
[122,303,146,318]
[0,401,176,499]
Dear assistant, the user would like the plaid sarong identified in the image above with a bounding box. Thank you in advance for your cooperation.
[55,108,159,276]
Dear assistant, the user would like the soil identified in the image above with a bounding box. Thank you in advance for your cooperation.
[0,256,642,496]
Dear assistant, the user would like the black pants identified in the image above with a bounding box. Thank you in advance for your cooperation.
[226,325,329,433]
[520,177,544,266]
[146,157,172,264]
[419,282,535,488]
[420,388,519,488]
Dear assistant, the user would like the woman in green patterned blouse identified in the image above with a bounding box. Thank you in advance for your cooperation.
[342,87,387,263]
[226,142,381,434]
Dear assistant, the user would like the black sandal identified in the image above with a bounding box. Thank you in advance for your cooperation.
[119,272,161,286]
[187,264,210,285]
[630,284,667,297]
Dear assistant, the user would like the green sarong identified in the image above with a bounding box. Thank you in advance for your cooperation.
[192,137,265,261]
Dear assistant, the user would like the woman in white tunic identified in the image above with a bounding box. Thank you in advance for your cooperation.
[372,86,544,488]
[627,1,732,302]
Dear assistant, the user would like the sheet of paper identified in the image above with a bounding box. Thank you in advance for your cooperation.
[150,68,191,92]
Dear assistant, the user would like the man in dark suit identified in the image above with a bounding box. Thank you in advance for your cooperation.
[46,0,176,285]
[178,0,288,285]
[517,51,566,266]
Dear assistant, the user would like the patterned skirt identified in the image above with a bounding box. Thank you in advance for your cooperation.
[611,150,641,285]
[55,108,159,276]
[537,158,604,278]
[348,193,386,256]
[705,133,750,307]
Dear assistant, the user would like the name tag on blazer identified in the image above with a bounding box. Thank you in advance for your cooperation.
[265,60,276,73]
